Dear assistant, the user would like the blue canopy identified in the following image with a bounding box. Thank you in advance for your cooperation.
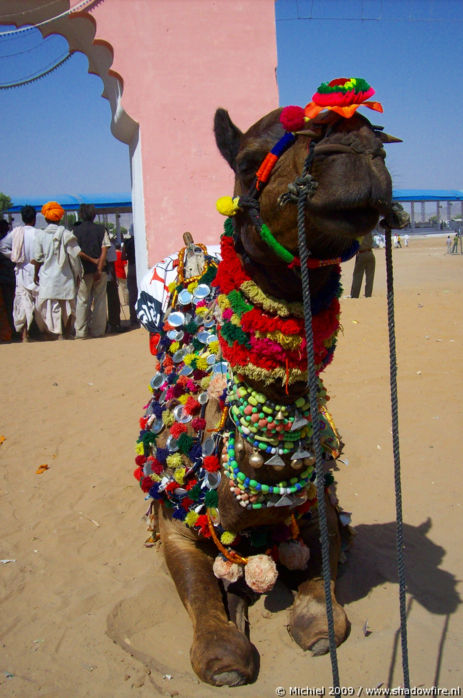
[5,193,132,213]
[393,189,463,202]
[5,189,463,215]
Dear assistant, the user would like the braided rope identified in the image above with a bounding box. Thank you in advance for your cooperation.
[384,226,410,688]
[297,142,340,687]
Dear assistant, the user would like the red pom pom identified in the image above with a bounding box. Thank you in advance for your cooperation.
[135,454,146,466]
[192,417,206,431]
[133,466,144,481]
[185,477,199,491]
[139,416,148,429]
[141,476,153,492]
[203,455,220,472]
[184,396,201,415]
[181,496,194,511]
[170,422,187,438]
[194,514,211,537]
[147,457,164,475]
[149,332,160,355]
[280,105,306,132]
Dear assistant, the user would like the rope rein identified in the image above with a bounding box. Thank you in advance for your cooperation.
[297,142,340,686]
[384,225,410,689]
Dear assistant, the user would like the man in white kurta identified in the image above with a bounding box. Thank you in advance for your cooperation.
[33,202,82,338]
[11,205,46,339]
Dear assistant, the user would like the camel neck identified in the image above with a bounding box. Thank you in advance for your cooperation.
[212,229,342,397]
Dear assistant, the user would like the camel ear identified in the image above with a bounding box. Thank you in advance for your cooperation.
[214,108,243,171]
[378,131,403,144]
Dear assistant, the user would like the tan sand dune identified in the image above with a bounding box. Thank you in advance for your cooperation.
[1,236,462,697]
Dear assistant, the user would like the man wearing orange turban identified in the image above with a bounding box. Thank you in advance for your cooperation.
[41,201,65,223]
[31,201,86,338]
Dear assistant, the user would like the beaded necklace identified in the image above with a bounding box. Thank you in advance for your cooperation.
[222,432,315,511]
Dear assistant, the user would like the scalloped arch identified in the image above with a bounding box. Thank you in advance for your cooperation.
[0,1,138,145]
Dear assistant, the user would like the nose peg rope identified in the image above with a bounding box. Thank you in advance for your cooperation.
[296,142,341,688]
[384,224,410,689]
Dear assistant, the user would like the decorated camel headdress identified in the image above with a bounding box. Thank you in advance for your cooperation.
[279,77,383,131]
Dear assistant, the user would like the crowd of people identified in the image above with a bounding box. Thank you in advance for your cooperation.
[0,201,138,342]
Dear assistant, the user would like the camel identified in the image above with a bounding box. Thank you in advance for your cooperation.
[134,78,404,686]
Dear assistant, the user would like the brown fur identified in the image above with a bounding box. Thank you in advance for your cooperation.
[152,106,395,686]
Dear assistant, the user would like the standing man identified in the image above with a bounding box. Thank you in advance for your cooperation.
[73,203,111,339]
[350,231,376,298]
[121,233,139,327]
[32,201,83,339]
[11,205,46,341]
[105,235,124,333]
[0,218,17,341]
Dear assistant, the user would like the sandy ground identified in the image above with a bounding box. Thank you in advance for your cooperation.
[1,236,462,697]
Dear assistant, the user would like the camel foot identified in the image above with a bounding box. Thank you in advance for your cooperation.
[190,621,256,686]
[288,579,350,654]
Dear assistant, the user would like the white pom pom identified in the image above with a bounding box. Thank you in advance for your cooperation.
[278,540,311,570]
[244,554,278,594]
[212,555,243,584]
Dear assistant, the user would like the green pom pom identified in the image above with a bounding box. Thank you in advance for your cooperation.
[205,490,219,508]
[142,431,157,446]
[184,320,198,334]
[188,484,202,502]
[178,433,194,454]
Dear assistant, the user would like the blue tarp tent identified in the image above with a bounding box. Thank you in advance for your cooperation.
[6,191,463,214]
[5,193,132,213]
[393,189,463,202]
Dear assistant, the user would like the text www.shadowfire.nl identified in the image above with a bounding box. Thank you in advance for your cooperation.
[274,688,462,697]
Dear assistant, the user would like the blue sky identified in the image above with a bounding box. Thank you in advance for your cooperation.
[0,0,462,203]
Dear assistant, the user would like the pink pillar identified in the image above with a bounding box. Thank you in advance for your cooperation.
[91,0,279,269]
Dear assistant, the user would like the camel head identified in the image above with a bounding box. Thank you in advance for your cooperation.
[214,80,400,268]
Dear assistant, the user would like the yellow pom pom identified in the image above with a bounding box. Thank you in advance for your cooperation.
[216,196,240,217]
[196,357,208,371]
[162,410,175,426]
[185,511,199,527]
[173,467,186,484]
[220,530,237,545]
[167,453,183,469]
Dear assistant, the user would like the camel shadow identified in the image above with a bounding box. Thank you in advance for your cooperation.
[264,517,460,617]
[336,518,460,616]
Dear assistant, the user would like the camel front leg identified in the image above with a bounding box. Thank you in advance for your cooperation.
[158,506,256,686]
[288,493,350,654]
